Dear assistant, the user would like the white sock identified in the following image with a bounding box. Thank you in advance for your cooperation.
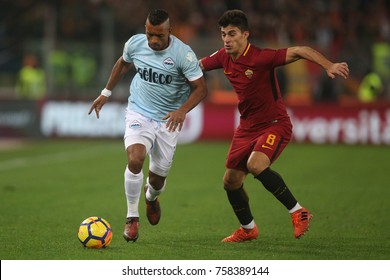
[241,220,255,230]
[289,202,302,213]
[145,177,166,201]
[124,167,144,218]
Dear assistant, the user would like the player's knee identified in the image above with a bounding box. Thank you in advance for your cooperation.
[127,151,146,174]
[128,164,142,174]
[223,169,246,190]
[247,151,270,176]
[127,160,144,174]
[247,160,267,176]
[223,176,240,191]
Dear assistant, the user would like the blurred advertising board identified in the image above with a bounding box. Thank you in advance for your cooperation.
[288,104,390,145]
[2,100,390,145]
[0,100,42,138]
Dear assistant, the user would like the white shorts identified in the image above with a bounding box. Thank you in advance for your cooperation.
[124,109,180,177]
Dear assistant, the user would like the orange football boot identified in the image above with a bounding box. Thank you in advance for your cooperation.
[222,225,258,242]
[291,207,313,238]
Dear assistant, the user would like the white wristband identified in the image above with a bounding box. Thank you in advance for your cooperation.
[101,88,112,97]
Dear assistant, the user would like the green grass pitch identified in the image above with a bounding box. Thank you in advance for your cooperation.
[0,139,389,260]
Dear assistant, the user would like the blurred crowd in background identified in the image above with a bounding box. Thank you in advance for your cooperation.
[1,0,390,104]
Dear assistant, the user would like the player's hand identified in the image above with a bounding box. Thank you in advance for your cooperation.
[88,95,108,119]
[327,62,349,79]
[162,109,186,132]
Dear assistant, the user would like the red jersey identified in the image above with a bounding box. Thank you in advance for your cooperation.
[201,43,290,129]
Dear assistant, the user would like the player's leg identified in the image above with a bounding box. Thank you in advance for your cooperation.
[248,125,312,238]
[123,144,146,242]
[144,121,179,225]
[222,128,259,242]
[223,169,252,227]
[248,151,298,210]
[124,143,147,218]
[123,110,155,242]
[144,171,165,225]
[222,168,259,242]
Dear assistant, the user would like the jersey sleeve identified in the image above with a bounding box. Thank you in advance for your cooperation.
[122,36,135,63]
[179,46,203,82]
[263,48,287,68]
[200,48,224,71]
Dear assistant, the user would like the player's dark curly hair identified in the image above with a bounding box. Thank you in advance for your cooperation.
[218,10,250,32]
[147,9,169,25]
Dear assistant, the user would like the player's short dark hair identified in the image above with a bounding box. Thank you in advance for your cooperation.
[218,10,249,32]
[147,9,169,25]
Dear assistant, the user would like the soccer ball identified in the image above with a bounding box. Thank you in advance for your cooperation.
[78,216,112,248]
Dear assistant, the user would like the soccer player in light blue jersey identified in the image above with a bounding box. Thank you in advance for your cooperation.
[89,9,207,242]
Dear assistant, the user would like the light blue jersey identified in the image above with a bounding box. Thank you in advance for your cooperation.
[123,34,203,121]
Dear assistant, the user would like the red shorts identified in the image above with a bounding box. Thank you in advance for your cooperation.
[226,119,292,172]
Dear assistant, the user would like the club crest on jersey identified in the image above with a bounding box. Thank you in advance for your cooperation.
[163,57,175,70]
[186,51,194,62]
[130,120,141,129]
[245,69,254,79]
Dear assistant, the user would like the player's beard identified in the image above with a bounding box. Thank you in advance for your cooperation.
[224,46,237,56]
[149,38,170,51]
[149,43,162,51]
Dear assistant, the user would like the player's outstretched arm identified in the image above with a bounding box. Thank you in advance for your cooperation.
[88,56,132,118]
[285,46,349,79]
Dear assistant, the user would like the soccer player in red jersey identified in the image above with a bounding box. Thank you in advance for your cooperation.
[200,10,349,242]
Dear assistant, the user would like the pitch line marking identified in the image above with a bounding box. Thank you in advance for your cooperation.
[0,143,119,172]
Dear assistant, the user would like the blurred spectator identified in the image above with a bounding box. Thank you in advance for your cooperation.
[49,47,70,90]
[358,71,383,102]
[15,54,46,99]
[1,0,390,102]
[70,47,97,89]
[371,37,390,99]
